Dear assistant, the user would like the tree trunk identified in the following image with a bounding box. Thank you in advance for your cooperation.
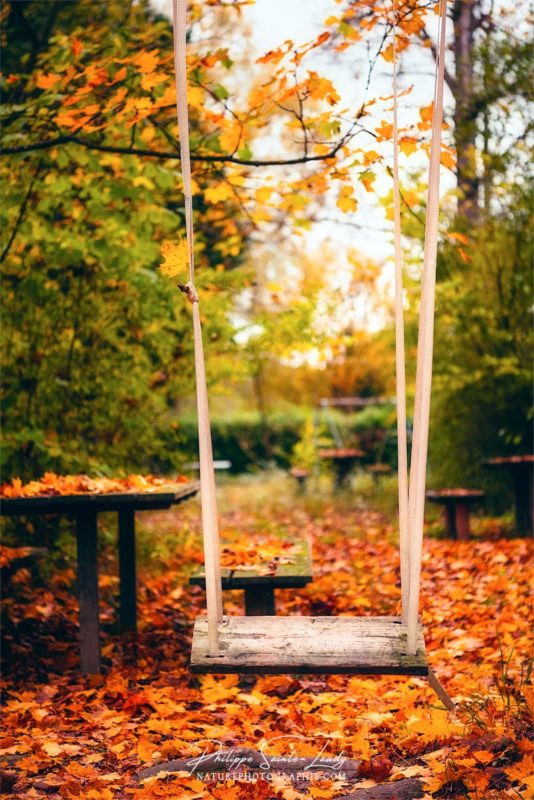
[252,362,272,460]
[452,0,480,222]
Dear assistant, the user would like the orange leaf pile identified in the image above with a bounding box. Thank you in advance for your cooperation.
[0,472,189,499]
[1,492,532,799]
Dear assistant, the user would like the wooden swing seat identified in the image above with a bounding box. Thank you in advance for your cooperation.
[190,615,428,675]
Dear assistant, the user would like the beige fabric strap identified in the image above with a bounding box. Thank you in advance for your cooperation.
[406,0,448,654]
[391,14,410,625]
[172,0,223,656]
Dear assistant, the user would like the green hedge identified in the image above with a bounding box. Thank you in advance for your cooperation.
[154,406,398,474]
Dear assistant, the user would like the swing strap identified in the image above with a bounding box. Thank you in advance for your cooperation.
[391,0,448,654]
[392,14,410,627]
[172,0,223,656]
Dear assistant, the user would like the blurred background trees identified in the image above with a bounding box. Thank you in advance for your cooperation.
[0,0,532,497]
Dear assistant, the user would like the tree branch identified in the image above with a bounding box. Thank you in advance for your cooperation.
[0,131,365,167]
[0,158,43,264]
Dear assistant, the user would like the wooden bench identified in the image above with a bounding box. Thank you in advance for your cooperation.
[185,459,232,474]
[189,539,312,615]
[289,467,309,492]
[426,489,485,540]
[367,463,391,481]
[319,448,365,489]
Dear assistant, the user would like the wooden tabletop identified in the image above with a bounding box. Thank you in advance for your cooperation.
[319,448,364,459]
[427,489,485,505]
[0,481,200,516]
[482,455,534,468]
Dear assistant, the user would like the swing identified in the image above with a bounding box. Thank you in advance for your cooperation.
[171,0,454,710]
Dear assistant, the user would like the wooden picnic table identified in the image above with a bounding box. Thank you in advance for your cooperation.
[319,448,365,488]
[0,482,199,673]
[190,539,312,615]
[482,455,533,535]
[426,489,485,540]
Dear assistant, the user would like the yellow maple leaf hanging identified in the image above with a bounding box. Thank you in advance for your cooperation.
[336,185,358,213]
[159,238,189,280]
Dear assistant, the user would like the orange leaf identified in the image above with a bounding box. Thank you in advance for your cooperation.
[337,185,357,213]
[134,49,160,74]
[363,150,381,165]
[440,149,456,169]
[35,73,60,90]
[71,38,83,58]
[399,137,418,156]
[449,231,469,245]
[375,121,393,141]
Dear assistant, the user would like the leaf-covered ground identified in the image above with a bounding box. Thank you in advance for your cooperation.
[1,477,533,799]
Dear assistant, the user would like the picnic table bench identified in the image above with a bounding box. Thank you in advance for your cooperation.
[289,467,310,492]
[0,482,199,673]
[482,455,533,535]
[190,539,312,615]
[319,448,364,488]
[367,463,391,481]
[426,489,485,540]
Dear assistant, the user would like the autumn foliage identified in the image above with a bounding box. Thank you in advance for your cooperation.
[0,473,190,499]
[1,487,533,799]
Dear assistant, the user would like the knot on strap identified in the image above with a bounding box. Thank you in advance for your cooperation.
[178,281,199,304]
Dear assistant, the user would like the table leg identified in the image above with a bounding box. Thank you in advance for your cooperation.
[455,504,470,540]
[443,506,456,537]
[296,475,307,494]
[118,508,137,631]
[512,467,533,535]
[76,510,101,674]
[245,587,276,615]
[335,460,353,489]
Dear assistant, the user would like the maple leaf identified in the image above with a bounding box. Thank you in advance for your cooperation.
[360,172,375,192]
[255,187,273,203]
[399,137,418,156]
[141,71,168,93]
[133,49,160,74]
[159,238,190,280]
[42,742,62,757]
[418,101,434,130]
[363,150,381,165]
[441,148,456,169]
[35,73,60,90]
[336,185,358,213]
[420,102,434,123]
[256,45,290,65]
[504,753,534,783]
[204,183,234,204]
[375,121,393,141]
[112,66,128,84]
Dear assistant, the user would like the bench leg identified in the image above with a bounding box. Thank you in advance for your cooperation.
[118,509,137,631]
[455,504,470,540]
[296,476,307,494]
[443,506,456,537]
[245,587,276,615]
[513,468,533,535]
[76,510,101,674]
